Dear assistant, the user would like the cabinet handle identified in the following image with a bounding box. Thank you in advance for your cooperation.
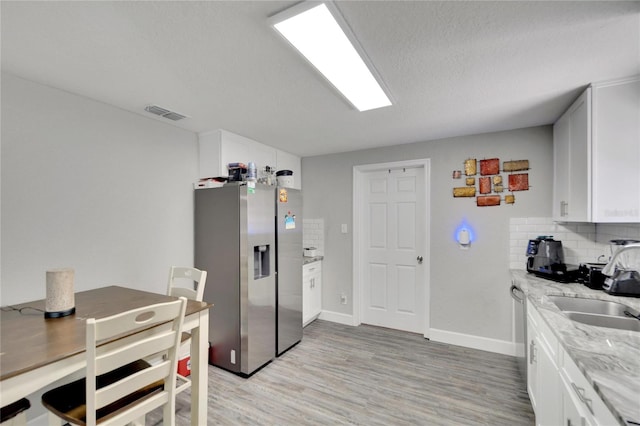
[570,382,594,415]
[560,201,569,217]
[529,340,536,364]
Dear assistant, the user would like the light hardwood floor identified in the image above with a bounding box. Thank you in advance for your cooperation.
[151,320,534,425]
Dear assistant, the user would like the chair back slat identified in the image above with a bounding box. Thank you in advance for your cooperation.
[167,267,207,302]
[95,361,171,409]
[169,286,198,300]
[95,331,176,376]
[93,301,184,341]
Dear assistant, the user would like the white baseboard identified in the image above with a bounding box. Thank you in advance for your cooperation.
[318,310,357,326]
[429,328,516,356]
[315,312,515,356]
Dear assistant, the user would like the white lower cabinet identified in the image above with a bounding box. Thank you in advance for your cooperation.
[527,300,562,426]
[561,367,595,426]
[560,348,618,426]
[303,261,322,326]
[527,300,618,426]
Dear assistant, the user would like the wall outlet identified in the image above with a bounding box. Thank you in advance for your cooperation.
[340,294,347,305]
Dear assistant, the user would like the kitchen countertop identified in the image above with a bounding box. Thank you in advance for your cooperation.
[303,256,323,265]
[511,270,640,425]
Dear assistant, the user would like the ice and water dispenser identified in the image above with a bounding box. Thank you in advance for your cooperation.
[254,245,270,279]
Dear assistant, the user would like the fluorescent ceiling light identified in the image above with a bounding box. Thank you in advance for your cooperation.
[271,2,392,112]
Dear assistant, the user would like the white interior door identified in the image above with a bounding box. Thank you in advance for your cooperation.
[360,166,426,334]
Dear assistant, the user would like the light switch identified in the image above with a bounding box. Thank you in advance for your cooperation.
[341,224,348,234]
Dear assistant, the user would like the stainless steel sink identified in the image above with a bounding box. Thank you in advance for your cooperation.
[547,295,636,316]
[565,312,640,332]
[547,295,640,332]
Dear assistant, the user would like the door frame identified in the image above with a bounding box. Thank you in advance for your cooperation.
[352,158,431,338]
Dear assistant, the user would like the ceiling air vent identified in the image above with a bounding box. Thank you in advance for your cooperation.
[144,105,188,121]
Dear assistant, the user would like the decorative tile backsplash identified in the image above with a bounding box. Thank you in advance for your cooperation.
[303,218,325,256]
[509,218,640,270]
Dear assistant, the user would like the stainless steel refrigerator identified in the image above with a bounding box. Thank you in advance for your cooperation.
[195,183,276,376]
[275,187,303,356]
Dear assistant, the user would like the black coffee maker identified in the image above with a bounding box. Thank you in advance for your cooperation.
[526,237,579,282]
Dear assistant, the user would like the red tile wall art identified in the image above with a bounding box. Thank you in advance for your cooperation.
[452,158,530,206]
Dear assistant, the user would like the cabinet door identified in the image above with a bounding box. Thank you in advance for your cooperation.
[303,263,321,326]
[553,112,570,221]
[310,267,322,318]
[592,77,640,222]
[527,301,562,425]
[553,88,592,222]
[567,88,592,222]
[302,270,311,325]
[527,315,539,413]
[561,347,619,426]
[536,335,562,426]
[561,370,594,426]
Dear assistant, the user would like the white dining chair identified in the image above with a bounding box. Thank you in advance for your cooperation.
[166,266,207,302]
[41,297,187,426]
[0,398,30,426]
[166,266,207,387]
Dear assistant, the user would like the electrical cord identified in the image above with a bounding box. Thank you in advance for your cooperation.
[1,305,45,315]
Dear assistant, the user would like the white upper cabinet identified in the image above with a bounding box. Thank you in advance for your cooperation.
[198,129,302,189]
[553,75,640,223]
[553,89,591,222]
[591,78,640,222]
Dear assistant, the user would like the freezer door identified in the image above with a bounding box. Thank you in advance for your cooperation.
[276,187,303,355]
[243,184,277,374]
[195,186,241,373]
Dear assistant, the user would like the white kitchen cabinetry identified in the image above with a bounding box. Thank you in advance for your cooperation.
[560,348,618,426]
[553,89,591,222]
[527,300,562,426]
[591,77,640,222]
[198,129,302,189]
[527,301,618,426]
[553,76,640,223]
[303,261,322,326]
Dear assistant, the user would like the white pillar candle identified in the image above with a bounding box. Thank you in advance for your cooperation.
[45,268,76,318]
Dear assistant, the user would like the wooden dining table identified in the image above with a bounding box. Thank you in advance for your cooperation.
[0,285,212,425]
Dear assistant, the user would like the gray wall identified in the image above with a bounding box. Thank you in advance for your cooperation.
[1,73,198,305]
[302,126,553,341]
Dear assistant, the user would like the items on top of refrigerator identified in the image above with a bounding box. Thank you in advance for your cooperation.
[194,176,226,189]
[276,170,294,188]
[228,163,247,182]
[258,166,276,185]
[247,162,257,182]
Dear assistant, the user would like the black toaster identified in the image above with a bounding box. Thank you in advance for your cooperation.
[578,263,607,289]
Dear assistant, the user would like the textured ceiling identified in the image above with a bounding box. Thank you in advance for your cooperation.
[2,1,639,157]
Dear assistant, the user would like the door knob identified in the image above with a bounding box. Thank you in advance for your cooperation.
[417,256,423,264]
